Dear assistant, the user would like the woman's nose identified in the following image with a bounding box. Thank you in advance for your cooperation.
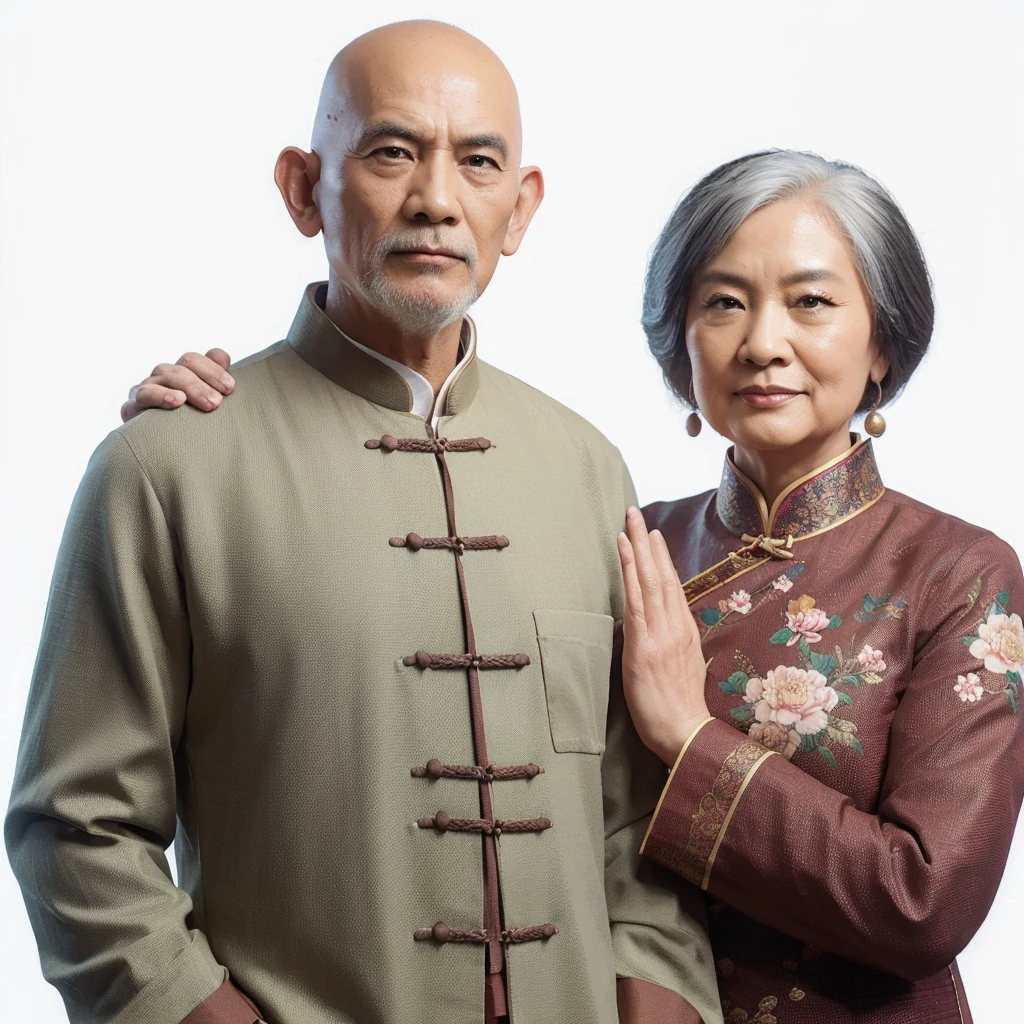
[738,306,795,365]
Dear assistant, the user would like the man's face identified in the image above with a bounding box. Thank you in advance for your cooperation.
[314,51,526,336]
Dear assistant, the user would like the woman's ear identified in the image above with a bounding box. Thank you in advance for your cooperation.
[274,147,323,238]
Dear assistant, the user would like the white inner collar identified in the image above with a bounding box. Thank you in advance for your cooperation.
[343,318,476,429]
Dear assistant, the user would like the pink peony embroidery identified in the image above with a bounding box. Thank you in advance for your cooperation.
[772,575,794,593]
[955,673,985,703]
[857,644,886,673]
[727,590,753,615]
[969,612,1024,676]
[752,665,839,736]
[785,595,831,645]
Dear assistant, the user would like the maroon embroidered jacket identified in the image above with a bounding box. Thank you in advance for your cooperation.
[639,438,1023,1023]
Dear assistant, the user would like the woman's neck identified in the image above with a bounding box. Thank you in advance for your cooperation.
[732,427,855,510]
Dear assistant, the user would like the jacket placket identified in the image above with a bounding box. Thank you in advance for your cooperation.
[365,427,558,1022]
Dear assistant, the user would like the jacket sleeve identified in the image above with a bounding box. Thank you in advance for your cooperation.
[641,535,1024,982]
[4,432,236,1024]
[602,459,722,1024]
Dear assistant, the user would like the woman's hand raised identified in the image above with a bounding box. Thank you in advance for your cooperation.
[617,507,712,766]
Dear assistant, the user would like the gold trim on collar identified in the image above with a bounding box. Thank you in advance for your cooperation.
[717,435,883,541]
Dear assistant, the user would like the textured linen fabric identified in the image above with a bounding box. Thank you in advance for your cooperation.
[640,439,1023,1023]
[5,283,720,1024]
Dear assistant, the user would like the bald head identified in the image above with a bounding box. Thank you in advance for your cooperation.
[312,21,522,165]
[273,20,542,350]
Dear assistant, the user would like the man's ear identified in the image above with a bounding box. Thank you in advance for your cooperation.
[274,147,323,238]
[501,166,544,257]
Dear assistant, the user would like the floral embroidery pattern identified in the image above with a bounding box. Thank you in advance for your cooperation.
[955,673,984,703]
[723,590,753,615]
[723,996,779,1023]
[958,590,1022,712]
[854,592,907,623]
[698,565,806,636]
[721,593,892,768]
[779,595,834,645]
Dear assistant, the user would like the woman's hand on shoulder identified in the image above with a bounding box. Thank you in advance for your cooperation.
[617,507,712,766]
[120,348,234,422]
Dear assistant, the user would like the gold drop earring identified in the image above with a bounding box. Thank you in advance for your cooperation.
[864,379,886,438]
[686,380,702,437]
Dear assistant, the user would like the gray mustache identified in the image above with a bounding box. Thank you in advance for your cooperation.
[374,233,477,265]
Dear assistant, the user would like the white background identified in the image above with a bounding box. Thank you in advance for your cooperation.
[1,1,1022,1020]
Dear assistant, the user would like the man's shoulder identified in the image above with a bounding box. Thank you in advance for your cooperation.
[111,339,304,476]
[477,360,622,462]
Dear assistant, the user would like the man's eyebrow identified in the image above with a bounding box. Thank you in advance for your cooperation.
[456,133,509,161]
[351,123,509,162]
[352,121,424,151]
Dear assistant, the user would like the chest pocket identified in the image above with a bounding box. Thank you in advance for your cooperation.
[533,609,614,755]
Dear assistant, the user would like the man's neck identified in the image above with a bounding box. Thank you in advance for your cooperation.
[323,278,464,394]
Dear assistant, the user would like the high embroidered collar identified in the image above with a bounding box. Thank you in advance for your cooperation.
[716,437,884,541]
[286,282,479,417]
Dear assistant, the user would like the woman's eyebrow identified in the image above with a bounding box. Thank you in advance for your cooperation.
[779,268,843,286]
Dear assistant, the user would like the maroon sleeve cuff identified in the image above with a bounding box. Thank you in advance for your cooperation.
[641,718,775,890]
[180,980,266,1024]
[617,976,704,1023]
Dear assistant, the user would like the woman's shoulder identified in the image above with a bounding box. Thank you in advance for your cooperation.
[878,488,1022,576]
[641,488,718,533]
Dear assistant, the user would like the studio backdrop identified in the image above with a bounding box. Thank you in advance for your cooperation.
[1,1,1021,1021]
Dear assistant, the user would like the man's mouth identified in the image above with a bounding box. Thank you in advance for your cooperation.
[391,247,466,265]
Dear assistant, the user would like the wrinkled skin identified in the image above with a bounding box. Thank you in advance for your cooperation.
[121,20,543,421]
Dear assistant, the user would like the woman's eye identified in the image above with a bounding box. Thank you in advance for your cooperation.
[708,295,743,310]
[796,294,834,309]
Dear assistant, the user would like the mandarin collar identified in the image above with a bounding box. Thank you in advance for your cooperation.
[716,436,885,541]
[286,282,480,416]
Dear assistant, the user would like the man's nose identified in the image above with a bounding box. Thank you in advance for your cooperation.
[402,151,462,224]
[738,304,795,366]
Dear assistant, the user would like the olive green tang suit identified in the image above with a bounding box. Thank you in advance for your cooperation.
[6,284,720,1024]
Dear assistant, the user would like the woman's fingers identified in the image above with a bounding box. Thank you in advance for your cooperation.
[203,348,233,372]
[120,383,186,422]
[175,351,235,396]
[650,529,686,622]
[120,350,236,422]
[625,507,665,624]
[617,531,647,636]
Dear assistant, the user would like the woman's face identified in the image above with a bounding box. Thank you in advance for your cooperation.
[685,198,888,461]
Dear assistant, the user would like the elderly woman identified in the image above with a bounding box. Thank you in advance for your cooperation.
[121,150,1021,1023]
[617,149,1023,1023]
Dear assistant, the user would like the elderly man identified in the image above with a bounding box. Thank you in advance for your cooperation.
[6,21,720,1024]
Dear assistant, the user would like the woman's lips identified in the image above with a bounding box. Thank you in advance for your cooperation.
[736,390,803,408]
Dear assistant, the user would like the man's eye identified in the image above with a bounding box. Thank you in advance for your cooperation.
[465,155,499,169]
[374,146,411,160]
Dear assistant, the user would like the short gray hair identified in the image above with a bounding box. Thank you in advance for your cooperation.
[642,149,934,410]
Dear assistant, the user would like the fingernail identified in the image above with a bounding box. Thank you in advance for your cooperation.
[221,373,234,389]
[164,392,183,406]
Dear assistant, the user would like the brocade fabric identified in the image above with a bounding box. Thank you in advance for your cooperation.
[641,439,1023,1023]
